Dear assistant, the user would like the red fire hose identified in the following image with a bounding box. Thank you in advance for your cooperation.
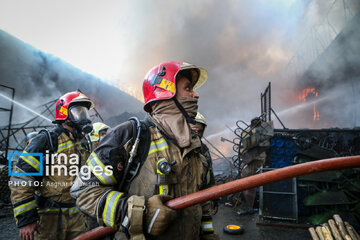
[75,156,360,240]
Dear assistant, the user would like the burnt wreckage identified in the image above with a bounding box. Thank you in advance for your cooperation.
[230,82,360,227]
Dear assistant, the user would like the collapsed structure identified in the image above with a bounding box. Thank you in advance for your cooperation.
[231,82,360,227]
[222,10,360,229]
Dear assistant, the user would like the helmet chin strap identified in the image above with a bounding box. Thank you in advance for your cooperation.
[172,98,196,125]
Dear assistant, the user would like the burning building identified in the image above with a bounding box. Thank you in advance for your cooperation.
[294,11,360,129]
[228,11,360,228]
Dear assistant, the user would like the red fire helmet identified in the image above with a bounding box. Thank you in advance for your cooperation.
[142,61,207,112]
[54,91,94,123]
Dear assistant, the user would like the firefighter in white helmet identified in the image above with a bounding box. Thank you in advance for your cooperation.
[88,122,110,149]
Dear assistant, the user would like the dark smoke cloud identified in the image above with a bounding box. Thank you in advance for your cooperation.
[109,1,327,155]
[115,1,303,132]
[111,0,360,156]
[292,10,360,129]
[0,30,143,125]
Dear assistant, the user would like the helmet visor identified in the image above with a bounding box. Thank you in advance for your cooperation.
[69,106,91,122]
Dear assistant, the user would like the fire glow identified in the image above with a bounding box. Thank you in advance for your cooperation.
[298,88,320,121]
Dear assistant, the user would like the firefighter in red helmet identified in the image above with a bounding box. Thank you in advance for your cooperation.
[71,62,219,239]
[53,91,94,136]
[10,91,94,240]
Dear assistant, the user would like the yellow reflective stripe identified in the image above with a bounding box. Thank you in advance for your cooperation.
[14,200,37,217]
[57,140,74,153]
[58,140,72,148]
[87,152,117,185]
[20,155,40,172]
[148,138,169,155]
[69,206,80,215]
[87,157,106,184]
[206,171,211,185]
[37,207,79,214]
[151,138,166,146]
[22,151,39,162]
[110,194,122,227]
[28,154,40,164]
[91,152,113,177]
[201,221,214,231]
[151,145,169,154]
[102,191,123,227]
[159,184,169,195]
[57,144,74,153]
[102,192,113,225]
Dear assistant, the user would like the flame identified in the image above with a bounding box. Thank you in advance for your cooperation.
[298,87,320,121]
[313,104,320,121]
[299,88,318,102]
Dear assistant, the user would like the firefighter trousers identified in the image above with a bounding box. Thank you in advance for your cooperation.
[34,210,86,240]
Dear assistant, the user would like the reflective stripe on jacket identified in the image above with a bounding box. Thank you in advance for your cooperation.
[71,119,211,239]
[10,129,90,228]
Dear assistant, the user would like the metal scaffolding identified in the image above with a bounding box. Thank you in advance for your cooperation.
[0,93,104,155]
[0,84,15,161]
[286,0,358,78]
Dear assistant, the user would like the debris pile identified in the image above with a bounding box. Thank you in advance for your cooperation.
[309,214,360,240]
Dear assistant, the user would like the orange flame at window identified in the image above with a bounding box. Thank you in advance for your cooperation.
[299,88,318,102]
[298,88,320,121]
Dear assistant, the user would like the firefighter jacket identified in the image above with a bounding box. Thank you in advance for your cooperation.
[10,127,90,228]
[71,119,216,239]
[200,143,216,188]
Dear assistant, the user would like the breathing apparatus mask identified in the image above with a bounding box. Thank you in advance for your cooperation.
[66,105,93,138]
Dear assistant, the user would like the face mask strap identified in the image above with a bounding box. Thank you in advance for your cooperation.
[172,98,196,125]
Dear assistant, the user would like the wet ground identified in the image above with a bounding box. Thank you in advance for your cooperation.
[213,204,311,240]
[0,205,20,240]
[0,204,311,240]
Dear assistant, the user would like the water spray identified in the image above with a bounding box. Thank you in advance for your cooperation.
[0,93,52,123]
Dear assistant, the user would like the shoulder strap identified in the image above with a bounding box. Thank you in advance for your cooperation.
[38,125,64,153]
[122,117,151,192]
[136,118,152,167]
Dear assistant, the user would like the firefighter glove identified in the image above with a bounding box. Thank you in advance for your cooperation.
[144,194,176,236]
